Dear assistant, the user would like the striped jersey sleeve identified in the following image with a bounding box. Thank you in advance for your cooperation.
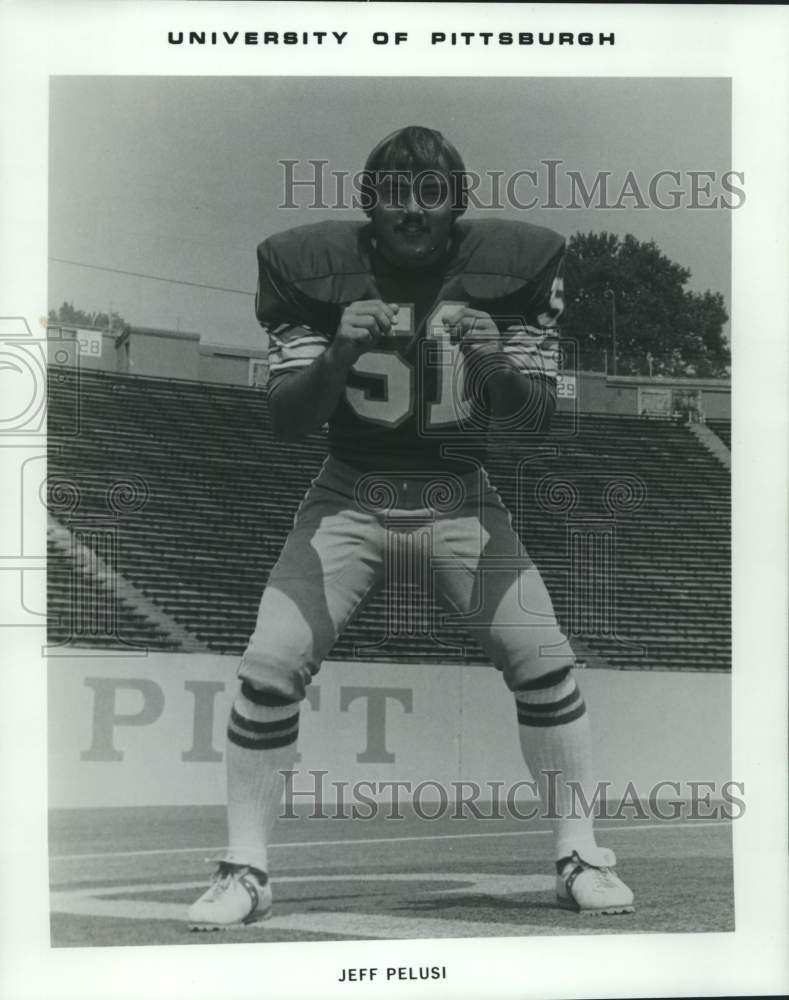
[501,327,561,379]
[266,322,330,377]
[500,252,564,379]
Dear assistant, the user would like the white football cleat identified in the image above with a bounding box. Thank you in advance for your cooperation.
[556,847,635,915]
[187,862,272,931]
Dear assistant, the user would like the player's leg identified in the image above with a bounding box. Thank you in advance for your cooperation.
[188,468,385,929]
[431,484,634,914]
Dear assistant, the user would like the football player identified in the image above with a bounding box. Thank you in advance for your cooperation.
[188,126,634,929]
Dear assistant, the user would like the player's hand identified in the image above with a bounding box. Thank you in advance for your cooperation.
[443,306,502,361]
[331,300,399,366]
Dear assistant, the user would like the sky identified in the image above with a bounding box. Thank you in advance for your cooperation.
[48,76,732,348]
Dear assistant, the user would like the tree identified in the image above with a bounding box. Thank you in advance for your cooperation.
[563,232,730,377]
[48,301,129,334]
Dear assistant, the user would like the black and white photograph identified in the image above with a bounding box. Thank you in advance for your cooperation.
[1,3,787,999]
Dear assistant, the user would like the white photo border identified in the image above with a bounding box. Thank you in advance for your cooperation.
[0,2,787,998]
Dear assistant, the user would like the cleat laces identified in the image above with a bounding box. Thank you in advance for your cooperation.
[202,863,235,901]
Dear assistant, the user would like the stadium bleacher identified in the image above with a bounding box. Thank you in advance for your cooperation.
[47,535,180,651]
[707,419,731,451]
[47,369,731,671]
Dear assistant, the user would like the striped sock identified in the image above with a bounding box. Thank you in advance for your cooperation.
[224,679,299,874]
[515,666,598,861]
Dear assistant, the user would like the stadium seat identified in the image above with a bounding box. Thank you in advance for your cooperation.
[47,370,731,671]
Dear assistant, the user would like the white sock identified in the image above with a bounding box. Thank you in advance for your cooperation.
[224,679,299,874]
[515,666,598,862]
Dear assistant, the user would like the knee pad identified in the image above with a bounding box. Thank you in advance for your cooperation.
[501,638,576,692]
[238,647,314,704]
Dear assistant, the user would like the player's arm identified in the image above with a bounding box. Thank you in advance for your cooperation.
[498,248,564,431]
[450,251,564,432]
[266,301,397,441]
[449,310,557,432]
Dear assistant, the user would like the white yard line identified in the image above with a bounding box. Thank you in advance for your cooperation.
[50,873,570,935]
[51,819,731,862]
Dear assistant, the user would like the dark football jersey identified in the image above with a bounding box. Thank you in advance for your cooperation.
[256,219,564,473]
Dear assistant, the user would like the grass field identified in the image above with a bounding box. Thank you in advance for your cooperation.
[49,805,734,947]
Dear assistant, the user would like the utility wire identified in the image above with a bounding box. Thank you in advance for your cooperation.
[48,257,254,296]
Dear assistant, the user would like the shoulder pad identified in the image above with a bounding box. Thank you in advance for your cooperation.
[256,221,377,327]
[450,219,565,299]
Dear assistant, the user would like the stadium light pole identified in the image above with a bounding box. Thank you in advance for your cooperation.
[604,287,618,376]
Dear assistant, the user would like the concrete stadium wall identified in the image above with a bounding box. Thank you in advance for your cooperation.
[47,653,731,810]
[47,325,117,373]
[197,345,268,386]
[197,352,249,386]
[45,324,732,422]
[557,371,731,420]
[120,329,200,381]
